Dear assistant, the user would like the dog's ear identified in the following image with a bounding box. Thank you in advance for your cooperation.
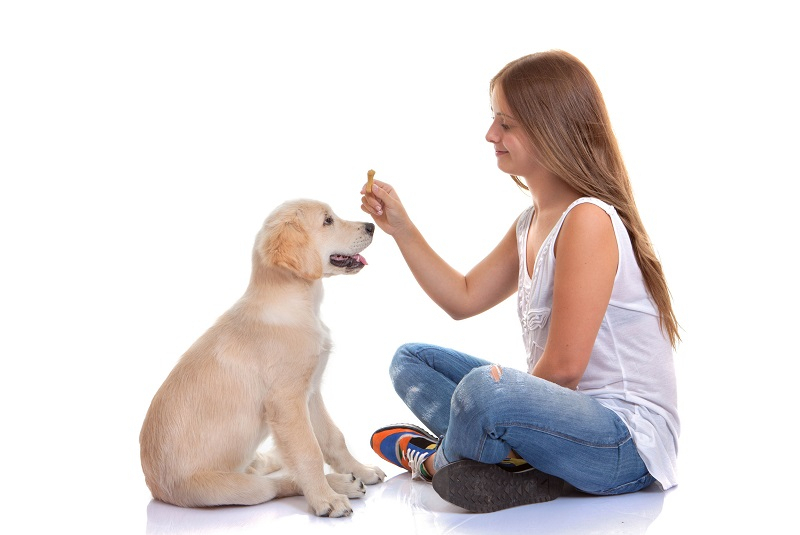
[259,218,323,280]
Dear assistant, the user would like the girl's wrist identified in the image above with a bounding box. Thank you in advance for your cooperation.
[392,220,419,243]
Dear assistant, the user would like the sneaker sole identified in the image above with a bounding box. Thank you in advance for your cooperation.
[432,460,563,513]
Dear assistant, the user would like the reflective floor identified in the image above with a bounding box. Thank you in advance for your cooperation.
[133,376,792,535]
[139,452,790,535]
[144,470,670,535]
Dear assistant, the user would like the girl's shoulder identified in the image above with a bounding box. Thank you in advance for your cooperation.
[559,197,619,238]
[555,198,618,257]
[560,201,615,239]
[563,198,614,224]
[565,197,615,217]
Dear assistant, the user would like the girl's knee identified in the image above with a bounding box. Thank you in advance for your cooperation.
[452,365,498,410]
[460,364,504,387]
[392,342,425,363]
[453,365,536,409]
[389,342,428,385]
[390,343,414,374]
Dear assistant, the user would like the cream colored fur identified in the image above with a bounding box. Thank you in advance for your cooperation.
[140,199,385,517]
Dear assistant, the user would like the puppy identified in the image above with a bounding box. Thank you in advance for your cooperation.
[140,199,386,517]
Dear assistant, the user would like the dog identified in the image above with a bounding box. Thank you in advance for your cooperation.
[140,199,386,517]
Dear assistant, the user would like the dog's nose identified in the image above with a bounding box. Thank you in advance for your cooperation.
[365,223,375,236]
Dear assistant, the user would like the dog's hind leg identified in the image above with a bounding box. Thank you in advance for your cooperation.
[248,457,365,500]
[247,449,283,475]
[168,470,300,508]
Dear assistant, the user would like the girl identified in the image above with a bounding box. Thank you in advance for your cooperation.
[361,50,679,513]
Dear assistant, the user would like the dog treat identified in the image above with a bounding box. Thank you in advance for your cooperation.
[366,169,375,192]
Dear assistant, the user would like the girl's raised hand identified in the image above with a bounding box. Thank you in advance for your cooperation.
[360,179,413,238]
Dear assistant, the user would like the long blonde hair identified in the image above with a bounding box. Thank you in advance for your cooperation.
[492,50,680,347]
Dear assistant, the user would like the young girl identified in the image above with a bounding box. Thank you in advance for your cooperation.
[361,50,679,513]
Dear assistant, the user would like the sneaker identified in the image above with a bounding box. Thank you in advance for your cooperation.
[370,424,438,480]
[497,456,534,473]
[432,459,564,513]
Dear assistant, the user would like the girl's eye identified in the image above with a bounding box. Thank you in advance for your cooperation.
[324,216,334,226]
[492,115,512,131]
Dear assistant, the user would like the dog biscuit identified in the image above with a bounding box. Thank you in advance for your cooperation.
[366,169,375,192]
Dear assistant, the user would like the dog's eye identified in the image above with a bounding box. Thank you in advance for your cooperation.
[323,216,334,226]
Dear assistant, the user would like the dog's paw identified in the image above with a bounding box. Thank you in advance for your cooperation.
[326,472,367,499]
[309,492,354,518]
[351,464,386,485]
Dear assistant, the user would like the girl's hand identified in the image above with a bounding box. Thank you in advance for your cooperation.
[360,179,413,238]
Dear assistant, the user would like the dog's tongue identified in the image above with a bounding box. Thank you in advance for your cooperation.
[354,254,368,266]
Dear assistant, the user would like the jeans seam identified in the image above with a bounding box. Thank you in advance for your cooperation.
[499,421,633,449]
[593,472,655,495]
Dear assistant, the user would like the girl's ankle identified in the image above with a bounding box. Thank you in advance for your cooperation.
[422,453,436,479]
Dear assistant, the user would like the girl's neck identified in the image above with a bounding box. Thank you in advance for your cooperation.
[526,175,582,219]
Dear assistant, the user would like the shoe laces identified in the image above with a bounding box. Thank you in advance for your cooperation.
[406,448,432,481]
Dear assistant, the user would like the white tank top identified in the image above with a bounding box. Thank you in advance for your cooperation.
[516,197,680,490]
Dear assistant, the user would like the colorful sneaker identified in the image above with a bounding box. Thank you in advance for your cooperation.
[432,459,564,513]
[497,456,534,473]
[370,424,438,480]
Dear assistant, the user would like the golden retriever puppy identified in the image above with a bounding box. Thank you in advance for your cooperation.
[140,199,385,517]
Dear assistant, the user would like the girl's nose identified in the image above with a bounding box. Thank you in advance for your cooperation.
[485,121,500,143]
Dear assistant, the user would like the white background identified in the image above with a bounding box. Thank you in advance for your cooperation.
[1,1,797,533]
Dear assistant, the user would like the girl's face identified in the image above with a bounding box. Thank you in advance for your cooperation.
[486,87,545,180]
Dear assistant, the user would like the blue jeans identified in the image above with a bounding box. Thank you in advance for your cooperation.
[389,343,655,495]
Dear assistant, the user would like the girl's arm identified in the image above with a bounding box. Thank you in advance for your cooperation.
[531,203,618,389]
[361,180,518,320]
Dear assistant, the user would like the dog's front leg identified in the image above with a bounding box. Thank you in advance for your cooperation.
[269,396,355,517]
[308,390,386,485]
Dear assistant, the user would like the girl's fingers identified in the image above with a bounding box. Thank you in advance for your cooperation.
[362,183,384,214]
[360,194,383,217]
